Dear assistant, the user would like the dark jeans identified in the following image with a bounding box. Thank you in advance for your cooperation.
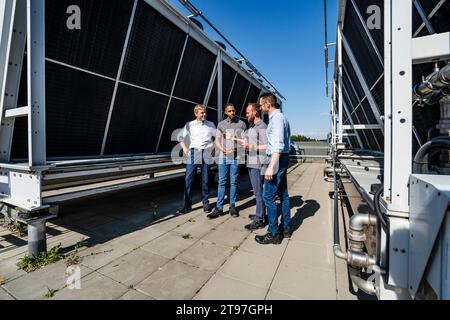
[263,155,291,237]
[184,149,211,208]
[217,157,240,210]
[248,167,266,221]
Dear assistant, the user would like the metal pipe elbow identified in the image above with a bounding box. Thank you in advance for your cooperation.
[349,214,377,232]
[347,251,377,269]
[333,244,348,261]
[350,271,377,295]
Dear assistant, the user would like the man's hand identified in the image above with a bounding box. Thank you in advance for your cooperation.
[222,148,233,155]
[265,166,274,181]
[182,147,190,157]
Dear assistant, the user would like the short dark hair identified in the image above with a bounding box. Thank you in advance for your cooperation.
[248,103,261,117]
[225,103,235,110]
[260,93,277,107]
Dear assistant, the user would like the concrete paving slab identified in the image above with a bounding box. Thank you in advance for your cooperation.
[194,273,267,300]
[0,256,27,283]
[290,219,332,245]
[238,235,288,261]
[282,240,333,271]
[119,289,155,300]
[80,241,134,270]
[176,240,234,271]
[3,261,94,300]
[0,287,14,300]
[203,223,250,248]
[266,289,300,300]
[52,271,128,300]
[270,262,337,300]
[114,226,166,248]
[217,250,279,289]
[172,218,216,239]
[136,260,213,300]
[140,231,197,260]
[66,214,118,232]
[97,249,169,287]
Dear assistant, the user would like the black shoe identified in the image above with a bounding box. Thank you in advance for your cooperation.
[255,233,282,245]
[207,208,225,220]
[230,206,239,218]
[178,207,192,215]
[249,214,257,220]
[278,226,292,239]
[203,203,212,213]
[283,229,293,239]
[245,220,266,230]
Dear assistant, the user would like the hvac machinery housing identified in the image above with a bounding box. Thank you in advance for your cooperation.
[0,1,279,257]
[325,0,450,300]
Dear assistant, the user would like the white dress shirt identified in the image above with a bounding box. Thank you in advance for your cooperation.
[177,120,216,150]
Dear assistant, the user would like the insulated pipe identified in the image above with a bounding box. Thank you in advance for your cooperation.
[332,162,378,296]
[333,155,348,261]
[413,137,450,173]
[414,63,450,101]
[350,268,377,295]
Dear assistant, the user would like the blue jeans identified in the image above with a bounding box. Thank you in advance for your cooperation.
[184,149,211,208]
[217,157,240,210]
[248,168,266,221]
[263,155,291,237]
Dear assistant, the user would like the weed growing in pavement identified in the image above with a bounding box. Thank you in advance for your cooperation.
[18,245,64,273]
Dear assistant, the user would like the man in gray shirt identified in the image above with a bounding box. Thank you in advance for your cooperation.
[243,103,268,230]
[208,104,247,219]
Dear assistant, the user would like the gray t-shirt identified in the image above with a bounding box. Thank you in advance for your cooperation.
[246,120,268,169]
[217,118,247,154]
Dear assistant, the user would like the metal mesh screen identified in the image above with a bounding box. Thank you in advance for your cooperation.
[46,0,134,78]
[173,38,216,103]
[158,99,198,153]
[45,62,115,158]
[228,74,251,116]
[121,1,187,94]
[104,84,169,155]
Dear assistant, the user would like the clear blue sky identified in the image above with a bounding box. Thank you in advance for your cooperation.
[170,0,338,140]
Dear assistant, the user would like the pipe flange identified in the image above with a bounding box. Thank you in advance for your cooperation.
[348,230,367,243]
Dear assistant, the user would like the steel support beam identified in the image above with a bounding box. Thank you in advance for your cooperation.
[412,32,450,64]
[337,25,344,144]
[203,53,220,107]
[384,0,413,216]
[0,0,26,163]
[217,49,223,122]
[343,125,383,130]
[27,0,46,166]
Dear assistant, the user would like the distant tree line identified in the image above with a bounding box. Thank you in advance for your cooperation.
[291,135,317,142]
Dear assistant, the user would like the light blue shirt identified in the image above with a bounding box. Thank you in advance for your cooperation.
[267,109,291,156]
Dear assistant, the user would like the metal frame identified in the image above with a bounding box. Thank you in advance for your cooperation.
[383,0,413,216]
[341,34,384,133]
[101,0,139,156]
[337,25,344,144]
[0,0,278,256]
[0,0,26,163]
[329,0,450,300]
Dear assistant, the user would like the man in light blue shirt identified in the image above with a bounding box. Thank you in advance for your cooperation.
[255,93,292,245]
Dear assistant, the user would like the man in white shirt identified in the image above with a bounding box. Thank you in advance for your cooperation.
[177,105,216,214]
